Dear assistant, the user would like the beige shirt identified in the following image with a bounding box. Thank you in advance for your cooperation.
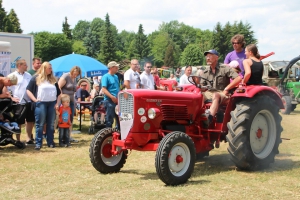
[200,64,238,90]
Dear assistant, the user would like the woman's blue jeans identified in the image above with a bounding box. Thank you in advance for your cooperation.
[34,101,56,148]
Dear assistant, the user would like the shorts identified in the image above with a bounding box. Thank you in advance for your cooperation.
[203,90,228,104]
[13,102,35,124]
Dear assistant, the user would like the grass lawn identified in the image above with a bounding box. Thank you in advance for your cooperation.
[0,109,300,200]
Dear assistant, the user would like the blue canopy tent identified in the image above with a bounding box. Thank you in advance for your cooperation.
[50,53,108,77]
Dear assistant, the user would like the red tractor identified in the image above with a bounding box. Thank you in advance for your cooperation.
[90,76,284,185]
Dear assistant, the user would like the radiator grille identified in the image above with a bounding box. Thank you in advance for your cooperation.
[161,105,189,120]
[119,92,134,117]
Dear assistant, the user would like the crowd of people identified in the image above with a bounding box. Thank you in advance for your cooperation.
[0,33,264,150]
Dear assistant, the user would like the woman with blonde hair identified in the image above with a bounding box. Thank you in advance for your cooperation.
[26,62,62,150]
[58,66,82,143]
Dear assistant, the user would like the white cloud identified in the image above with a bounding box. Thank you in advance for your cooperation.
[2,0,300,61]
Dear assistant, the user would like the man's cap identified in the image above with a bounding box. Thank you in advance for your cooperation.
[228,60,239,68]
[204,49,219,56]
[107,61,120,68]
[7,74,18,85]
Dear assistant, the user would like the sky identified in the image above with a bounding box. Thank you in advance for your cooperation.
[2,0,300,61]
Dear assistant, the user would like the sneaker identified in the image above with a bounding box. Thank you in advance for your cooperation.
[66,143,71,147]
[49,144,55,148]
[35,146,41,151]
[26,140,35,145]
[70,137,78,143]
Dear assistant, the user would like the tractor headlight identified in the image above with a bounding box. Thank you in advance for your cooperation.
[148,108,160,119]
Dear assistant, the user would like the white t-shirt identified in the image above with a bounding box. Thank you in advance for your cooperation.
[140,71,155,90]
[124,68,141,89]
[179,74,192,85]
[37,81,57,102]
[8,71,32,104]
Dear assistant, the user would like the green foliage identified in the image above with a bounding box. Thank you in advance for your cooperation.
[72,40,87,55]
[211,21,257,61]
[149,32,170,67]
[118,30,136,58]
[84,18,105,58]
[62,16,72,40]
[72,20,90,41]
[98,13,117,64]
[133,24,150,60]
[180,44,203,66]
[164,44,175,67]
[0,0,6,31]
[34,32,72,61]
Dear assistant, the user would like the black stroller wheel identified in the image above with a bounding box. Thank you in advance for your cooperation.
[15,141,26,149]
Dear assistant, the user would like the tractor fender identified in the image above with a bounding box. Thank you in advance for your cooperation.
[232,85,284,109]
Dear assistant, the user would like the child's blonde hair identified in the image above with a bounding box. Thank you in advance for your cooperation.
[61,94,70,103]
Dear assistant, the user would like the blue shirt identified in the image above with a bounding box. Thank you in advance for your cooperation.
[101,73,119,100]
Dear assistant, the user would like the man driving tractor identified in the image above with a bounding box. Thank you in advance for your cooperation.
[200,49,242,125]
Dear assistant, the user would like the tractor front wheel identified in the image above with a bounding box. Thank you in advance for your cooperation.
[226,95,282,170]
[281,95,292,114]
[155,131,196,185]
[89,128,127,173]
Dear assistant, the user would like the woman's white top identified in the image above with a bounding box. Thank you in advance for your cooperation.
[37,81,57,102]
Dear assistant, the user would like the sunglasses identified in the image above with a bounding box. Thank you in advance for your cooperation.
[232,42,240,45]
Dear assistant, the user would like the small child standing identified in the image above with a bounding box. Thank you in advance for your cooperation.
[56,94,72,147]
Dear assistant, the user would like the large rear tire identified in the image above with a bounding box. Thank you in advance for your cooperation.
[281,95,292,114]
[226,95,282,170]
[89,128,127,173]
[155,131,196,185]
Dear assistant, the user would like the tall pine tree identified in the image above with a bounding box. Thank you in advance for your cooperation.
[5,9,22,33]
[134,24,150,60]
[0,0,7,31]
[62,16,72,40]
[98,13,117,64]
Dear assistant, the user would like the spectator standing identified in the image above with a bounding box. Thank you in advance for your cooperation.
[101,61,120,129]
[243,44,264,85]
[26,62,62,150]
[116,71,124,90]
[57,66,81,143]
[140,62,155,90]
[27,57,42,75]
[224,34,247,74]
[152,68,160,87]
[56,94,72,147]
[179,66,193,85]
[8,59,35,145]
[124,59,141,89]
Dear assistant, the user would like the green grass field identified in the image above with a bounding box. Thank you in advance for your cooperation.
[0,109,300,200]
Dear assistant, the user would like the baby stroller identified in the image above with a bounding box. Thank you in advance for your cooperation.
[0,98,25,149]
[88,95,106,134]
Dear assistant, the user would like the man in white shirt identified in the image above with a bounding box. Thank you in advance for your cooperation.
[140,62,155,90]
[124,59,141,89]
[8,59,35,145]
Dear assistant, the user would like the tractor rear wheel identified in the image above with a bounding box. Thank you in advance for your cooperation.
[89,128,127,173]
[281,95,292,114]
[155,131,196,185]
[226,95,282,170]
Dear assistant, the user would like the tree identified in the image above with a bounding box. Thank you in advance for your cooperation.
[148,32,170,67]
[133,24,150,60]
[72,20,90,41]
[180,44,203,66]
[4,9,22,33]
[72,40,87,55]
[62,16,72,40]
[0,0,6,31]
[164,43,175,67]
[34,31,72,61]
[211,21,257,61]
[98,13,117,64]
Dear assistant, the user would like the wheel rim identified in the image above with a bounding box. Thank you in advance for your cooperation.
[168,142,191,176]
[250,110,276,159]
[100,136,122,166]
